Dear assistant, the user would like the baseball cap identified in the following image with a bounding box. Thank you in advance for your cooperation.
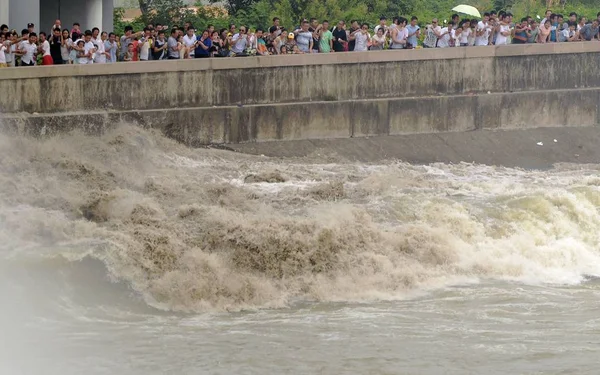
[27,23,34,28]
[287,32,294,39]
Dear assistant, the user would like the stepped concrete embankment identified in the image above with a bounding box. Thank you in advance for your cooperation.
[1,43,600,152]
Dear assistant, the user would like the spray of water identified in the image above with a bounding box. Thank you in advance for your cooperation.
[1,125,599,312]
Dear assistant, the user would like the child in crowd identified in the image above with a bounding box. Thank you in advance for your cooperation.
[123,42,134,61]
[0,33,7,67]
[73,40,85,63]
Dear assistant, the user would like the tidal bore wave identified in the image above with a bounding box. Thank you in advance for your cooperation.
[1,125,600,312]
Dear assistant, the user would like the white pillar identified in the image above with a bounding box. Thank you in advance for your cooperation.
[9,0,39,31]
[101,0,113,32]
[85,0,102,31]
[0,0,9,27]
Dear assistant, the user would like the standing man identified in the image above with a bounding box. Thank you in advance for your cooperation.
[138,27,153,61]
[167,28,180,59]
[347,20,359,51]
[48,27,63,64]
[423,19,441,48]
[182,26,197,58]
[152,30,168,60]
[406,16,420,47]
[475,13,492,46]
[120,26,143,61]
[579,19,599,41]
[231,26,249,55]
[316,20,333,53]
[19,32,38,66]
[295,21,313,53]
[269,17,283,38]
[332,21,347,52]
[374,16,387,34]
[309,18,320,53]
[105,32,118,62]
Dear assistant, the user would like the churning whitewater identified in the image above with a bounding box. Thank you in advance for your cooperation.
[1,125,600,312]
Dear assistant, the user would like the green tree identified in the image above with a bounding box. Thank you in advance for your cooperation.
[271,0,296,28]
[113,7,145,33]
[210,0,261,16]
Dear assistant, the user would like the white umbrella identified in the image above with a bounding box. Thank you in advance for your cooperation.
[451,5,481,18]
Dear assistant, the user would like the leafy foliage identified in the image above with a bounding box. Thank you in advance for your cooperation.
[117,0,600,34]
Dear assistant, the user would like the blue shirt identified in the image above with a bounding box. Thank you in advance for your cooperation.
[550,23,558,42]
[194,37,212,56]
[105,40,117,63]
[406,25,420,46]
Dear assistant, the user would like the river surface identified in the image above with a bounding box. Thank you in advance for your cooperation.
[1,126,599,374]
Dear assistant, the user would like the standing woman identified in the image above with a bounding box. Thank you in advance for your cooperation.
[370,27,386,50]
[194,30,212,58]
[272,28,288,54]
[61,29,73,63]
[457,20,471,46]
[351,23,371,51]
[537,19,551,43]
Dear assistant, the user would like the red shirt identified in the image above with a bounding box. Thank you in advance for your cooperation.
[132,40,139,61]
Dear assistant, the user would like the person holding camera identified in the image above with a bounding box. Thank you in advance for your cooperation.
[512,18,530,44]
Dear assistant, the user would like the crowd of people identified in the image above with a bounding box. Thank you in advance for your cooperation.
[0,9,599,67]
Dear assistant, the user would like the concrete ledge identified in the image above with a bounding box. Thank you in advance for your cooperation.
[1,42,600,80]
[3,88,598,145]
[227,127,600,168]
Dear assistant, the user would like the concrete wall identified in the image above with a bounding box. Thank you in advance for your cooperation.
[1,43,600,145]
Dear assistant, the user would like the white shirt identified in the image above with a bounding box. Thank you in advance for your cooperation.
[371,34,386,49]
[183,34,197,55]
[0,45,6,64]
[231,33,248,54]
[61,38,72,61]
[2,41,12,63]
[41,40,51,56]
[391,27,408,48]
[139,38,151,60]
[21,41,37,64]
[353,31,370,51]
[459,28,471,44]
[475,21,490,46]
[560,28,574,42]
[437,27,454,48]
[79,41,95,64]
[495,24,510,45]
[94,38,106,63]
[423,25,441,47]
